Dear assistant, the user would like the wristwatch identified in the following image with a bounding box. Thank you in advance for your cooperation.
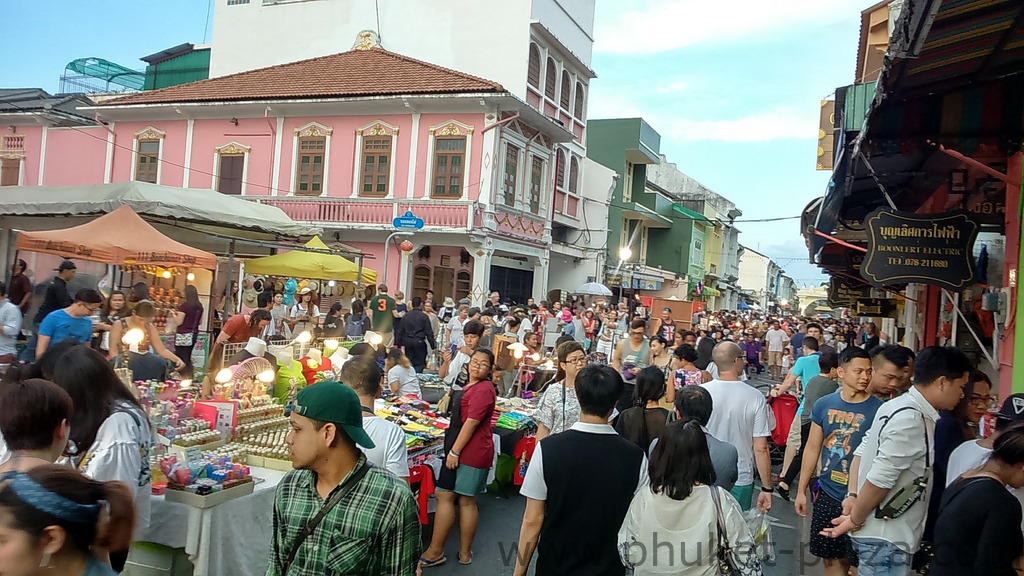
[761,486,774,493]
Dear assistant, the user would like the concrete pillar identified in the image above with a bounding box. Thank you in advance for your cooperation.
[532,253,550,304]
[471,248,493,308]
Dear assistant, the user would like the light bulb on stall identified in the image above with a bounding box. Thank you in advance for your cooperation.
[513,349,524,360]
[366,331,383,347]
[294,331,312,345]
[323,339,339,352]
[161,270,172,279]
[328,280,336,287]
[215,368,233,384]
[122,328,145,353]
[530,353,541,362]
[257,370,275,384]
[186,272,196,282]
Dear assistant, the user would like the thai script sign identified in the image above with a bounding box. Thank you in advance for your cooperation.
[827,277,873,308]
[862,209,978,291]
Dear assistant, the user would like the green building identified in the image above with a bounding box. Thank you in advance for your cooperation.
[142,44,210,91]
[586,118,708,293]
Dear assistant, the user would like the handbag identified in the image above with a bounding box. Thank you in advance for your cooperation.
[277,462,371,574]
[709,486,761,576]
[874,407,930,520]
[174,332,195,347]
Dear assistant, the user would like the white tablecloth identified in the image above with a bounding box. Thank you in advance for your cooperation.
[142,466,289,576]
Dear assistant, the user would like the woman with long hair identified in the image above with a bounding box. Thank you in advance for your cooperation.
[50,345,151,572]
[925,370,994,545]
[95,291,127,354]
[385,348,421,397]
[344,299,371,339]
[170,285,204,378]
[618,421,760,575]
[931,423,1024,576]
[321,302,345,338]
[614,366,672,452]
[421,347,497,568]
[286,288,320,336]
[107,300,185,372]
[534,341,587,441]
[0,464,136,576]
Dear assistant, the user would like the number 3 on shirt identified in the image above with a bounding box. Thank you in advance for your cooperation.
[377,298,388,312]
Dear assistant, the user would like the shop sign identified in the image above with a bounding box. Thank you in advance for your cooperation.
[855,298,899,318]
[618,278,663,290]
[967,190,1006,227]
[827,277,872,308]
[861,209,979,291]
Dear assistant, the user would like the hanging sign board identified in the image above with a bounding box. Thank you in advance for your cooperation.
[827,277,873,308]
[855,298,899,318]
[861,209,978,291]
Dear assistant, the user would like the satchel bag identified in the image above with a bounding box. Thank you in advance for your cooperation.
[709,486,761,576]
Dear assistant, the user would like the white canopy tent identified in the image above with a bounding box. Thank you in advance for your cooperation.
[0,182,319,239]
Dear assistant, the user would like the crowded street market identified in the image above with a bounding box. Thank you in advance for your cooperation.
[2,1,1024,575]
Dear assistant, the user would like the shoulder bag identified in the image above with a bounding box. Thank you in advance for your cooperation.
[709,486,761,576]
[873,406,930,520]
[278,462,371,574]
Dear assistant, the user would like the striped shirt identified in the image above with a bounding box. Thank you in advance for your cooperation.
[267,456,421,576]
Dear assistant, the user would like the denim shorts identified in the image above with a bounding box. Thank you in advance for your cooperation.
[851,537,912,576]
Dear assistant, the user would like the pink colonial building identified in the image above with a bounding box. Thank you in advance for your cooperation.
[2,40,572,304]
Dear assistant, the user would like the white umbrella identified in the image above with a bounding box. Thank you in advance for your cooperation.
[574,282,613,297]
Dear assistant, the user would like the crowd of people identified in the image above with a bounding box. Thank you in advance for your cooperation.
[0,264,1017,576]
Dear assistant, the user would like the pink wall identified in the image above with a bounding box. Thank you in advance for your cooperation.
[3,125,42,186]
[189,117,276,194]
[345,241,474,299]
[414,114,485,201]
[43,127,107,186]
[109,120,188,186]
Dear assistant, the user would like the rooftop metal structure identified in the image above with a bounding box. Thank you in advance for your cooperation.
[59,57,144,94]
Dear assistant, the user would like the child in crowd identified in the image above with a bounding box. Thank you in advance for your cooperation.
[781,346,792,377]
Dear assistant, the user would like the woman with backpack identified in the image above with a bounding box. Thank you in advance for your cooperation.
[343,299,371,340]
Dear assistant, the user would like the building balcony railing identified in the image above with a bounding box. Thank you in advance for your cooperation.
[482,204,549,243]
[249,197,476,229]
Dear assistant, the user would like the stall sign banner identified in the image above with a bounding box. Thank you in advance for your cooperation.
[967,190,1006,227]
[827,277,873,308]
[861,209,978,291]
[194,401,237,437]
[855,298,899,318]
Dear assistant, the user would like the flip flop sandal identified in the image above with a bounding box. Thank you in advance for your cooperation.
[419,555,446,568]
[459,552,473,565]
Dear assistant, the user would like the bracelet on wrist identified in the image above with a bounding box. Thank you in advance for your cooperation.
[450,451,461,457]
[761,486,774,493]
[847,492,858,499]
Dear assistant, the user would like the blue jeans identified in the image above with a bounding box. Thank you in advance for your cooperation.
[852,537,912,576]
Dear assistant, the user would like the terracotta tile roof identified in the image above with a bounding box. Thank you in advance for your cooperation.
[101,48,505,106]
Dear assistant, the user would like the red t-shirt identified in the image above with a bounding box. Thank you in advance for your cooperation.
[300,356,333,384]
[458,381,497,469]
[220,314,252,343]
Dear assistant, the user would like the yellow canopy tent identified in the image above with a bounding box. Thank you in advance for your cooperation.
[243,237,377,284]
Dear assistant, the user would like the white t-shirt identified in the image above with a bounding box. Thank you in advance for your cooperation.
[945,438,1024,530]
[701,379,772,486]
[765,328,788,352]
[360,416,410,478]
[77,403,152,539]
[387,364,422,397]
[288,303,321,336]
[444,350,472,387]
[446,317,465,346]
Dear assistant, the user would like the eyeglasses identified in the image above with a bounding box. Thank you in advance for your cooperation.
[469,360,491,369]
[970,394,997,407]
[564,356,587,366]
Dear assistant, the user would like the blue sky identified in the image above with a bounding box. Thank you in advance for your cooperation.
[1,0,865,287]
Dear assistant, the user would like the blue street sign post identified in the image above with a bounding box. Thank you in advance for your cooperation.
[392,211,424,230]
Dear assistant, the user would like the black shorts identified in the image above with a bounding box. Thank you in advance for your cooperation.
[809,490,858,565]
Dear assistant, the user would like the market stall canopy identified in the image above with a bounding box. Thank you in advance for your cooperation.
[16,205,218,269]
[0,182,319,238]
[243,236,377,284]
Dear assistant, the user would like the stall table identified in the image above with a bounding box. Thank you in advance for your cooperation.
[142,466,287,576]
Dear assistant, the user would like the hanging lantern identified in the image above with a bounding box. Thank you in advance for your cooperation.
[399,239,415,253]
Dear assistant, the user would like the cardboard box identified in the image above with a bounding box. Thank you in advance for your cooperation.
[262,457,293,472]
[163,480,254,509]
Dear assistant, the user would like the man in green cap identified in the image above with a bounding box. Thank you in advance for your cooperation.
[267,381,421,575]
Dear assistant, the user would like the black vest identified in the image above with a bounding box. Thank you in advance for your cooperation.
[537,429,644,576]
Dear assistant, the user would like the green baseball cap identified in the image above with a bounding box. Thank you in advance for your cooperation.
[291,382,375,449]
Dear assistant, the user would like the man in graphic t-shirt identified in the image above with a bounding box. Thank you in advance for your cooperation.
[370,284,396,347]
[794,346,882,576]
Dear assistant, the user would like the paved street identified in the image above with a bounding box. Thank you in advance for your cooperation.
[422,373,826,576]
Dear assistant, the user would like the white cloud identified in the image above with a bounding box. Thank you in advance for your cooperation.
[594,0,865,54]
[664,108,816,142]
[657,80,689,94]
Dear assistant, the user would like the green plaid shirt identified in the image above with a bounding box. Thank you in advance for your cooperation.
[267,456,421,576]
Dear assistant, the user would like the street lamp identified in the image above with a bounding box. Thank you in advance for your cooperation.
[618,246,633,261]
[383,231,414,287]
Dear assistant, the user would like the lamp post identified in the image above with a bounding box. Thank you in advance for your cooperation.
[382,231,414,287]
[617,246,633,305]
